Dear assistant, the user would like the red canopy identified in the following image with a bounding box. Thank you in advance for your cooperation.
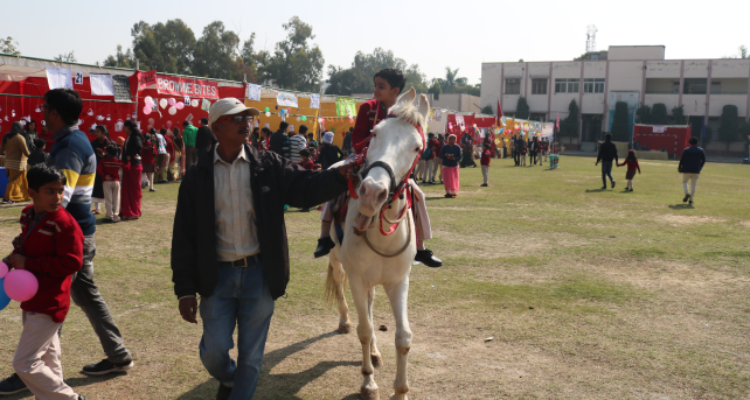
[633,125,692,157]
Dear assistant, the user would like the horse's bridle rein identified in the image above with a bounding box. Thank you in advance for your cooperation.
[348,113,426,238]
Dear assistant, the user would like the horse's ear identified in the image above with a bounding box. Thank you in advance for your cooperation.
[396,87,417,106]
[417,94,430,121]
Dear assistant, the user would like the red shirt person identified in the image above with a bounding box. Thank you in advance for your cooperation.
[315,68,443,268]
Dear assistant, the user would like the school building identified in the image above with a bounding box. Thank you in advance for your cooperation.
[480,45,750,153]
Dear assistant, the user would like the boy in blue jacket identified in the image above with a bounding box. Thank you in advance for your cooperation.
[678,138,706,205]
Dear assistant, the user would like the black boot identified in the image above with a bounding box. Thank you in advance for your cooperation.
[314,237,336,258]
[415,249,443,268]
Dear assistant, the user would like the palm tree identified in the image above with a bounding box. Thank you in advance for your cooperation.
[442,67,460,93]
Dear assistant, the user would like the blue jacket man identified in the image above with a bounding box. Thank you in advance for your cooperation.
[678,137,706,205]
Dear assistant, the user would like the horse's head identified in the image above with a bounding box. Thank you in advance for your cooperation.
[355,87,429,232]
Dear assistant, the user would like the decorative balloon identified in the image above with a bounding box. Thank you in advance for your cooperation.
[264,107,270,112]
[301,116,307,121]
[0,261,8,279]
[265,112,271,117]
[175,102,185,110]
[191,99,200,108]
[168,106,177,116]
[143,106,152,115]
[144,96,154,106]
[168,98,176,106]
[4,269,38,302]
[159,99,168,109]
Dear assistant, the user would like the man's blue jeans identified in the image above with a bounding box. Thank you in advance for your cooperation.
[199,261,274,400]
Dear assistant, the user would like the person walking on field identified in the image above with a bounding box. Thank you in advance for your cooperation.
[0,89,134,398]
[439,134,462,197]
[480,143,491,187]
[171,98,356,400]
[678,137,706,205]
[596,133,618,189]
[0,122,30,204]
[617,149,641,191]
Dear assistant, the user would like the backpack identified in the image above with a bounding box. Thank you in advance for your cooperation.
[421,146,432,160]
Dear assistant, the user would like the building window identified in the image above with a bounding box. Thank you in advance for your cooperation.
[555,78,579,93]
[684,78,707,95]
[583,78,605,93]
[505,78,521,95]
[531,78,547,95]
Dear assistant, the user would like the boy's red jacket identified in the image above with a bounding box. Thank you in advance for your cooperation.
[352,99,388,154]
[97,155,124,181]
[481,150,491,166]
[297,159,315,170]
[142,139,156,164]
[13,206,83,323]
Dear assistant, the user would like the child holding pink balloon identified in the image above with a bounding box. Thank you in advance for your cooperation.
[2,164,88,400]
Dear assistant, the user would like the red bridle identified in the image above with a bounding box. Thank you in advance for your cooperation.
[348,113,426,235]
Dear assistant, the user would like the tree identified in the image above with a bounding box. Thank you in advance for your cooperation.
[611,101,630,141]
[480,105,493,114]
[651,103,668,125]
[672,105,687,125]
[427,80,442,100]
[718,104,739,150]
[562,100,580,139]
[515,97,530,119]
[129,19,197,74]
[54,51,77,63]
[740,45,748,59]
[103,45,135,68]
[636,105,651,124]
[259,16,325,92]
[0,36,20,55]
[193,21,243,80]
[325,48,427,95]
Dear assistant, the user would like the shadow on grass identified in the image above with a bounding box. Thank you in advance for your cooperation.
[585,188,608,193]
[2,373,124,400]
[176,331,359,400]
[668,204,694,210]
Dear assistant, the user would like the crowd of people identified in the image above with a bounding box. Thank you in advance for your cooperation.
[0,67,708,400]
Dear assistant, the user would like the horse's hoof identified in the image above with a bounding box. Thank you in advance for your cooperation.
[389,394,408,400]
[371,353,383,368]
[361,386,380,400]
[338,322,352,334]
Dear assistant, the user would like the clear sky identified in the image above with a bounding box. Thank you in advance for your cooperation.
[3,0,747,87]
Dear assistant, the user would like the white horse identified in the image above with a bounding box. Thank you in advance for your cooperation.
[326,88,428,400]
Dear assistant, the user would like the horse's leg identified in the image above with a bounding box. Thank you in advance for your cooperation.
[368,286,383,367]
[326,253,351,333]
[351,277,379,400]
[384,277,412,400]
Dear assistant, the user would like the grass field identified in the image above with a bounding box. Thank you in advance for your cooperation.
[1,155,749,400]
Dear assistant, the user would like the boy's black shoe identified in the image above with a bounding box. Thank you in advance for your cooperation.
[683,194,690,202]
[444,193,452,198]
[314,237,335,258]
[611,181,616,189]
[81,359,134,376]
[601,186,607,190]
[480,183,488,187]
[0,373,28,395]
[689,199,694,205]
[415,249,442,268]
[216,384,232,400]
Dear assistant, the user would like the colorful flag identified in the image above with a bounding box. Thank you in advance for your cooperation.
[495,100,503,126]
[555,112,560,131]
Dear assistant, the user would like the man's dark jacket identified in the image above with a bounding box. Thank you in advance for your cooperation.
[678,146,706,174]
[171,143,348,300]
[597,140,619,163]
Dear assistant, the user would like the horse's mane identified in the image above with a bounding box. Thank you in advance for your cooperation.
[388,100,426,130]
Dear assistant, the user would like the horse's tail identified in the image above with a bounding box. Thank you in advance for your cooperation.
[325,262,347,304]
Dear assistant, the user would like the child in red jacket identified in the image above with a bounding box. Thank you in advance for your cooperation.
[617,149,641,191]
[3,164,87,400]
[480,144,491,187]
[97,144,126,223]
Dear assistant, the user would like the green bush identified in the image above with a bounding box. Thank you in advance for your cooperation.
[612,101,630,141]
[651,103,668,125]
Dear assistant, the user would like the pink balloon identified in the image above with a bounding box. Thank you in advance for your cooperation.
[175,102,185,110]
[168,98,176,106]
[143,106,152,115]
[4,269,38,302]
[0,261,7,279]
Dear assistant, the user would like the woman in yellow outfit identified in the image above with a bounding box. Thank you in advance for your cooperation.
[0,122,31,203]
